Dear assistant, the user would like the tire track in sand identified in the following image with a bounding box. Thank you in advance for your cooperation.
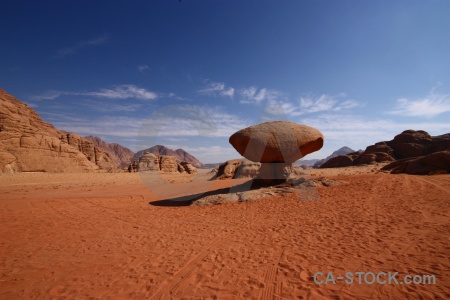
[149,235,228,299]
[260,247,286,300]
[413,176,450,194]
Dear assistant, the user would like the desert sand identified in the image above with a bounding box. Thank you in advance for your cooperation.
[0,168,449,299]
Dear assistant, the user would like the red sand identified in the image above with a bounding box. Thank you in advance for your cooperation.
[0,170,449,299]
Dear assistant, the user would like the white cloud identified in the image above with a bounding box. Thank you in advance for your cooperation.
[239,87,281,104]
[81,100,143,112]
[198,82,235,98]
[87,85,157,100]
[138,64,149,73]
[300,94,337,113]
[44,105,249,140]
[55,35,109,58]
[264,94,362,117]
[388,91,450,117]
[32,85,158,101]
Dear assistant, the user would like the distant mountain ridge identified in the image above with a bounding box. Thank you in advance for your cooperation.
[133,145,203,167]
[85,136,135,168]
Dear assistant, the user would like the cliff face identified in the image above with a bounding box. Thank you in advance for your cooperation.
[0,89,118,173]
[85,136,135,168]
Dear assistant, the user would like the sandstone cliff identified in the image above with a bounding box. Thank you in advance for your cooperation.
[85,136,135,168]
[0,89,118,173]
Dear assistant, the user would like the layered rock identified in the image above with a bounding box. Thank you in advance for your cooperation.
[178,161,198,174]
[0,89,118,173]
[159,155,178,172]
[137,152,159,171]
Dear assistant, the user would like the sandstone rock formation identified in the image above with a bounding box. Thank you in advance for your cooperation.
[381,150,450,175]
[213,158,261,180]
[85,136,135,168]
[313,146,355,168]
[134,145,203,168]
[0,89,118,173]
[159,155,179,172]
[229,121,323,183]
[320,130,450,170]
[137,152,159,171]
[137,151,197,174]
[178,161,197,174]
[229,121,324,163]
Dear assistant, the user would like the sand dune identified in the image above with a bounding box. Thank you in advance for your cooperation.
[0,169,449,299]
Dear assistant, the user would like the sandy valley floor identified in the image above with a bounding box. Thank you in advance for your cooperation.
[0,168,449,299]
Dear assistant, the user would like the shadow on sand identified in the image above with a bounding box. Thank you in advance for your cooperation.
[148,179,278,207]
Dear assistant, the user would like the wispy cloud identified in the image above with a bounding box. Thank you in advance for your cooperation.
[43,105,249,139]
[138,64,149,73]
[198,82,235,98]
[239,87,281,104]
[81,100,143,112]
[264,94,362,117]
[387,91,450,117]
[54,35,109,58]
[32,85,158,101]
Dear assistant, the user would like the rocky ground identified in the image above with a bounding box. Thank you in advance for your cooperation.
[1,166,449,299]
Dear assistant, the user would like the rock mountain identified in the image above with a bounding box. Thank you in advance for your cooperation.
[0,89,118,173]
[85,136,134,169]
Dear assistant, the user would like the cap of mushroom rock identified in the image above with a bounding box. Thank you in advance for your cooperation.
[229,121,324,163]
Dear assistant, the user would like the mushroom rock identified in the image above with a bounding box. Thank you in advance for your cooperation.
[229,121,323,183]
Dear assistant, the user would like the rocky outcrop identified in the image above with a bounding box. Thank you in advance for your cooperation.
[213,159,248,180]
[137,152,159,171]
[229,121,323,184]
[159,155,178,172]
[134,145,203,168]
[319,152,359,168]
[178,161,197,174]
[0,89,118,173]
[85,136,135,168]
[320,130,450,171]
[137,151,197,174]
[229,121,324,163]
[313,146,355,168]
[381,151,450,175]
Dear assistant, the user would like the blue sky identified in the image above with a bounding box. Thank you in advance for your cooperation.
[1,0,449,163]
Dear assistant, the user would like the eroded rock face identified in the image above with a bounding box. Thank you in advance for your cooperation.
[235,159,261,179]
[159,155,178,172]
[178,162,198,174]
[0,89,118,173]
[213,159,248,180]
[229,121,324,163]
[138,152,159,171]
[85,136,135,168]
